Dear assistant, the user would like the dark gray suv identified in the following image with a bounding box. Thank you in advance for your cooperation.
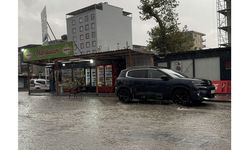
[115,66,215,105]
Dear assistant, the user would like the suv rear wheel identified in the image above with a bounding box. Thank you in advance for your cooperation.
[118,88,132,103]
[172,88,192,106]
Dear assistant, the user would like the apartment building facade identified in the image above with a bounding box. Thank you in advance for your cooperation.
[187,31,206,50]
[66,2,132,55]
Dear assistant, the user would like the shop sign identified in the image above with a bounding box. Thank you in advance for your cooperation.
[22,42,75,62]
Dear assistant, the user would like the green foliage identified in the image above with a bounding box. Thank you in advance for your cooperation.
[138,0,194,54]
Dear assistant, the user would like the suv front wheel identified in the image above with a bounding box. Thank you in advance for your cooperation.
[117,88,132,103]
[172,88,192,106]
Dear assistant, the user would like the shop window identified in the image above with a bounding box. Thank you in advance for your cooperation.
[85,68,91,86]
[91,68,96,86]
[97,66,104,86]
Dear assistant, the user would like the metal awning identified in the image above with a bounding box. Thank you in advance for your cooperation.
[25,49,154,66]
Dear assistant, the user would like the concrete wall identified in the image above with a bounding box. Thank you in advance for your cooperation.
[96,3,132,52]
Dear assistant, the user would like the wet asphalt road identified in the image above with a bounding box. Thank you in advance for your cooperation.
[18,92,231,150]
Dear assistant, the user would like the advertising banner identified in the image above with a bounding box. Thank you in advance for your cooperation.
[22,42,75,62]
[212,80,231,94]
[41,6,48,44]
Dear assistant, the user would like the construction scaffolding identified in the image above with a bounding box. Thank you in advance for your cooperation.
[217,0,231,47]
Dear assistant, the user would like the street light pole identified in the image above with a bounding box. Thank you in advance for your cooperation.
[27,63,31,95]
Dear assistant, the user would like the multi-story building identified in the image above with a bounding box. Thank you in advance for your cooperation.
[187,31,206,50]
[66,2,132,55]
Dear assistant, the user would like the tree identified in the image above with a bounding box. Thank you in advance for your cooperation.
[138,0,194,54]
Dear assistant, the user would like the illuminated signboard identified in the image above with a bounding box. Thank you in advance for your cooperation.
[23,42,75,62]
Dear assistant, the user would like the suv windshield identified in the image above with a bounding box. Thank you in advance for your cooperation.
[160,69,187,78]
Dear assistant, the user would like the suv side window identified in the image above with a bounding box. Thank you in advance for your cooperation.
[148,69,165,78]
[127,70,147,78]
[36,80,46,85]
[119,70,127,77]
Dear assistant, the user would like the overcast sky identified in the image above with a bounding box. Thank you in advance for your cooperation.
[18,0,218,48]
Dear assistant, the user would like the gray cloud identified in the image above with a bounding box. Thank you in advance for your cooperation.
[18,0,218,48]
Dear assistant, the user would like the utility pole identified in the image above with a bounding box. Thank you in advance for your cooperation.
[127,41,132,67]
[27,64,31,95]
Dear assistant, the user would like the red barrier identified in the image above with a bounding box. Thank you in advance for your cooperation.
[212,80,231,94]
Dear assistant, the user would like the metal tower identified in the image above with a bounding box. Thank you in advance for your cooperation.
[217,0,231,47]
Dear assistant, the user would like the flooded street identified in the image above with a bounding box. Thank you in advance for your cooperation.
[18,92,231,150]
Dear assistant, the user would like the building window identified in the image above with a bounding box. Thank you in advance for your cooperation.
[92,41,96,47]
[80,43,84,49]
[72,28,76,34]
[91,32,96,38]
[91,14,95,20]
[79,17,83,23]
[72,19,75,25]
[73,36,77,42]
[80,34,84,40]
[85,33,90,39]
[80,26,83,32]
[91,23,95,29]
[85,16,89,22]
[86,42,90,48]
[85,24,89,31]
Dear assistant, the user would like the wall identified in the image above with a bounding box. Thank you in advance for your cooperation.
[194,57,220,80]
[156,48,231,81]
[157,57,220,80]
[170,59,194,78]
[126,54,153,68]
[96,3,132,52]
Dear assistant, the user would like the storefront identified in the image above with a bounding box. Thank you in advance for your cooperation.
[22,42,154,95]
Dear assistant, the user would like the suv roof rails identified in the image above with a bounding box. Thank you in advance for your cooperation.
[125,66,169,70]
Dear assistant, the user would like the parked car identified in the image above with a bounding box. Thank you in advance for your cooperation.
[30,79,50,91]
[115,66,215,105]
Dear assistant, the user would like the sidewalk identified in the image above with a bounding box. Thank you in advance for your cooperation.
[208,94,231,102]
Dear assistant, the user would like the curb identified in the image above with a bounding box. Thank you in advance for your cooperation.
[204,99,231,103]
